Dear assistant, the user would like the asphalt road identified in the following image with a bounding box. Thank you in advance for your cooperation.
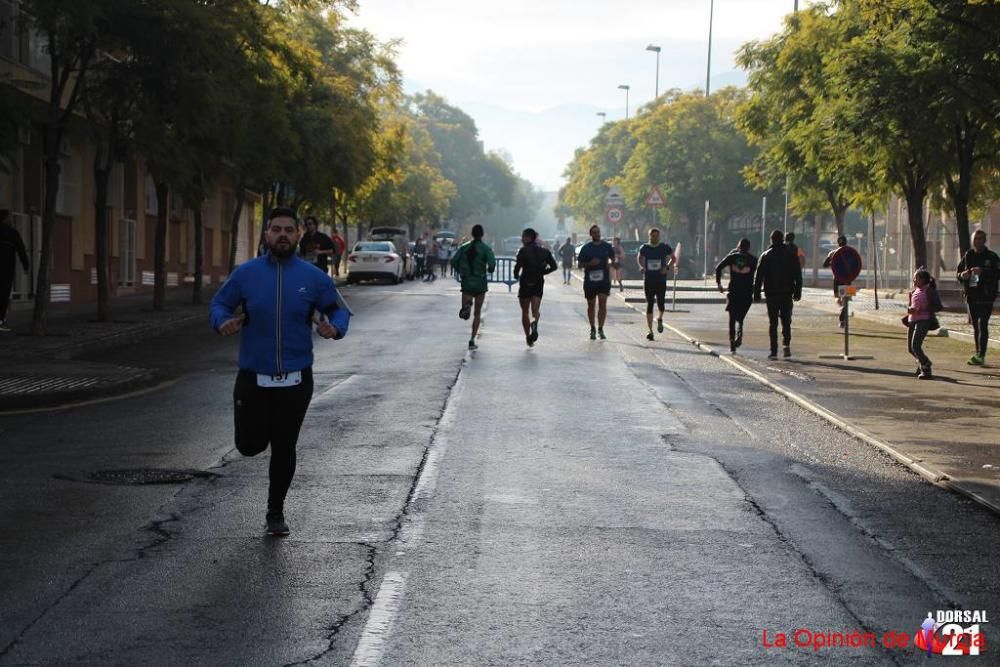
[0,275,997,665]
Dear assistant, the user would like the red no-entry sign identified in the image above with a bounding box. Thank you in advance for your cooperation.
[830,246,862,284]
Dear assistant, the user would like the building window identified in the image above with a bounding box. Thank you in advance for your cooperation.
[144,173,158,214]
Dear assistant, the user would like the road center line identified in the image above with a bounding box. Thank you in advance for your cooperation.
[349,571,408,667]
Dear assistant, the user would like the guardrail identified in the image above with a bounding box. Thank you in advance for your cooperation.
[454,256,517,292]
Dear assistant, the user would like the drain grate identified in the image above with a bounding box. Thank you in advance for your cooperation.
[88,468,209,485]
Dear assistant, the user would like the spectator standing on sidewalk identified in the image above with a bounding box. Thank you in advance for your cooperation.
[413,236,426,279]
[823,236,850,328]
[330,228,346,277]
[957,229,999,366]
[715,238,757,354]
[210,207,351,536]
[785,232,805,268]
[299,216,335,276]
[907,269,936,379]
[440,240,453,277]
[612,237,626,292]
[423,239,438,281]
[0,210,30,333]
[559,238,575,284]
[754,230,802,360]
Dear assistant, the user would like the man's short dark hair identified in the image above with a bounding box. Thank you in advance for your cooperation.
[770,229,784,244]
[784,232,795,243]
[837,235,847,246]
[303,215,318,226]
[738,238,751,251]
[522,227,537,240]
[268,207,299,223]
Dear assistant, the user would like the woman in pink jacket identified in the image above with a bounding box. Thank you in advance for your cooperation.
[907,269,935,379]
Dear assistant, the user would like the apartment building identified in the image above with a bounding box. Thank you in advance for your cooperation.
[1,1,260,311]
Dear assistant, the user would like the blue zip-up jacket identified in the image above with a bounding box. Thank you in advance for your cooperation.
[210,253,350,375]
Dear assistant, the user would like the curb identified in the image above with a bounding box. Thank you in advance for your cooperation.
[4,311,204,362]
[617,294,1000,518]
[0,369,166,413]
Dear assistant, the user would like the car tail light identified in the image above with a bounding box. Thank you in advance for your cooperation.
[384,256,395,263]
[348,255,357,263]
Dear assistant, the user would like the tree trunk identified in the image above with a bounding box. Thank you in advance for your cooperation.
[192,205,203,304]
[94,158,111,322]
[945,118,977,258]
[227,178,245,273]
[904,188,928,272]
[153,180,169,311]
[31,125,61,336]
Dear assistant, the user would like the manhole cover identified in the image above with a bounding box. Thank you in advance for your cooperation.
[89,468,201,485]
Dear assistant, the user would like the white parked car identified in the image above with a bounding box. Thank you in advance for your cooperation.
[346,241,405,284]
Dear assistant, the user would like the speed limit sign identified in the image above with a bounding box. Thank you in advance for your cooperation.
[606,206,623,224]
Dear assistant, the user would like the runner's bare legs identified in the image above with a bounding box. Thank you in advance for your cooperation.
[597,293,608,329]
[472,293,486,339]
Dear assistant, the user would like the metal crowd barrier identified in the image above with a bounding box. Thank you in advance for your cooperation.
[454,256,518,292]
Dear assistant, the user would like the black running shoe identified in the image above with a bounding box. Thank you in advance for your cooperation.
[646,332,654,341]
[657,319,663,334]
[783,346,791,358]
[526,335,534,347]
[266,512,289,537]
[529,320,538,343]
[459,303,471,320]
[468,339,478,350]
[598,328,607,340]
[590,328,597,340]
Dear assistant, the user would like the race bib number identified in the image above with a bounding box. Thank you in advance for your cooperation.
[646,259,661,271]
[257,371,303,388]
[589,270,606,282]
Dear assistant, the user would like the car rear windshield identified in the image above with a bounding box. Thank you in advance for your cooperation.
[355,242,392,252]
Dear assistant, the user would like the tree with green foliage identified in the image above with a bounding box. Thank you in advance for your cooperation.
[622,88,761,250]
[736,6,867,236]
[410,91,517,226]
[856,0,1000,257]
[17,0,100,334]
[561,120,637,228]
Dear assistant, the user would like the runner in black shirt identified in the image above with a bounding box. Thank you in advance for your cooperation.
[514,228,558,347]
[637,228,674,341]
[715,238,757,353]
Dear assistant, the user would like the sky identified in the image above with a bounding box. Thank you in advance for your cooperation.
[347,1,814,192]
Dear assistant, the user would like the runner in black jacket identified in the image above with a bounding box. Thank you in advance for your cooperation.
[514,227,558,347]
[754,230,802,360]
[715,238,757,353]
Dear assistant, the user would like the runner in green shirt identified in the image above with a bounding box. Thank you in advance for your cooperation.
[451,224,497,350]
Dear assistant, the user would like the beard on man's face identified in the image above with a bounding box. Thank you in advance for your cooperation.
[268,236,297,258]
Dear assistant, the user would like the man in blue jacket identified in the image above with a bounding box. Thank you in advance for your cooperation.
[210,207,351,536]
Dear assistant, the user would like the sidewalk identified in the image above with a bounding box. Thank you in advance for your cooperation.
[0,289,212,411]
[616,289,1000,515]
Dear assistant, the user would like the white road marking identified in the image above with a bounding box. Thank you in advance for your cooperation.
[349,571,408,667]
[411,440,447,502]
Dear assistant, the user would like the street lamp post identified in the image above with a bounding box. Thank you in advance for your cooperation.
[706,0,714,97]
[646,45,661,100]
[618,84,630,119]
[596,112,607,124]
